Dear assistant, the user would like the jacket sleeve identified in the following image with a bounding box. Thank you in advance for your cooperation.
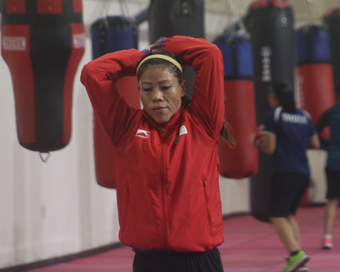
[80,49,146,145]
[160,36,225,140]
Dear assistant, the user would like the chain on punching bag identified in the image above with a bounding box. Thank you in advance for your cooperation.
[323,8,340,95]
[296,24,335,139]
[148,0,204,98]
[1,0,85,154]
[245,0,296,222]
[214,33,258,179]
[91,16,140,189]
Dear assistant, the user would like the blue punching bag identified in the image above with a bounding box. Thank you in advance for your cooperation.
[296,25,335,139]
[91,16,140,189]
[1,0,85,152]
[245,0,296,222]
[214,34,258,179]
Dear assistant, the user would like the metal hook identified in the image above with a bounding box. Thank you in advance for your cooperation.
[39,152,50,163]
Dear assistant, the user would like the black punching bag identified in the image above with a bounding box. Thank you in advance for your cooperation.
[323,8,340,96]
[148,0,204,97]
[245,0,296,222]
[1,0,85,152]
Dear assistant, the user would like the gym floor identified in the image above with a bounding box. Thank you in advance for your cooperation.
[26,206,340,272]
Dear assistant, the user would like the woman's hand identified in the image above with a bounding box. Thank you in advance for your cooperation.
[145,38,165,52]
[144,43,158,52]
[252,125,264,147]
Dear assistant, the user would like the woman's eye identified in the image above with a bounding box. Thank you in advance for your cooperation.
[161,86,171,91]
[143,88,152,92]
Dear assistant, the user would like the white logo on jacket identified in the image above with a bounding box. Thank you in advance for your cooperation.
[179,125,188,136]
[135,129,150,139]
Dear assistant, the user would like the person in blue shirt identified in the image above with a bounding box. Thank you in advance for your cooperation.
[255,80,320,272]
[316,85,340,250]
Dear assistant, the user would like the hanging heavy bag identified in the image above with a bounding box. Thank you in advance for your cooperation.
[323,8,340,96]
[91,16,140,189]
[1,0,85,153]
[245,0,296,223]
[214,33,258,179]
[296,24,335,139]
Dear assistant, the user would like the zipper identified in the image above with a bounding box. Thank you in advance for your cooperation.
[160,127,169,247]
[203,179,212,224]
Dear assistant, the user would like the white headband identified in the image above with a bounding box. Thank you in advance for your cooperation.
[136,54,183,74]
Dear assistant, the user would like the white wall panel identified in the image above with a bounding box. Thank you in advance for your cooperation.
[1,0,338,268]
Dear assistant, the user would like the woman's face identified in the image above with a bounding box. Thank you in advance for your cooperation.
[138,65,185,127]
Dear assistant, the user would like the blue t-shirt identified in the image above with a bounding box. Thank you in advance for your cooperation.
[262,107,316,174]
[316,104,340,171]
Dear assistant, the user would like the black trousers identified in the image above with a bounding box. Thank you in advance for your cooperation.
[133,247,224,272]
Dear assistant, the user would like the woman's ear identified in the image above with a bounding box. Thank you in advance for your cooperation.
[180,80,186,97]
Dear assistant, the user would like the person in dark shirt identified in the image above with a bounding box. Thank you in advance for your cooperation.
[255,80,320,272]
[316,85,340,250]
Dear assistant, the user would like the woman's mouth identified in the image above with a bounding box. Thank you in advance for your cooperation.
[152,106,167,113]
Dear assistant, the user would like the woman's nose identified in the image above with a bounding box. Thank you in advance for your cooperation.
[152,89,163,101]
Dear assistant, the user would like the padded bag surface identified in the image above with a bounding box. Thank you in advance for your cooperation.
[1,0,85,152]
[214,34,258,179]
[245,0,295,222]
[91,16,140,189]
[324,8,340,95]
[296,24,335,139]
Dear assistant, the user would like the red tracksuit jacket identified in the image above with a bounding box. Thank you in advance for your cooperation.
[81,36,225,252]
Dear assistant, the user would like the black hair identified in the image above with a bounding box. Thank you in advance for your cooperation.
[269,80,296,113]
[220,120,236,147]
[137,50,183,81]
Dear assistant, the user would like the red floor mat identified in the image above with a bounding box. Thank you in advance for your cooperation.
[28,206,340,272]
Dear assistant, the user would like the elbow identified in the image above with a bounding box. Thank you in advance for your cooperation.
[259,143,275,155]
[313,141,321,149]
[208,44,224,59]
[262,147,275,155]
[309,142,320,150]
[308,134,321,150]
[80,64,90,84]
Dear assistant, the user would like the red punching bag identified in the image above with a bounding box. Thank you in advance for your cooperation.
[214,34,258,179]
[1,0,85,153]
[296,24,335,138]
[91,16,140,189]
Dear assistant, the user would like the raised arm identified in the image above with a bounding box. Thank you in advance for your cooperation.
[80,49,146,145]
[159,36,225,140]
